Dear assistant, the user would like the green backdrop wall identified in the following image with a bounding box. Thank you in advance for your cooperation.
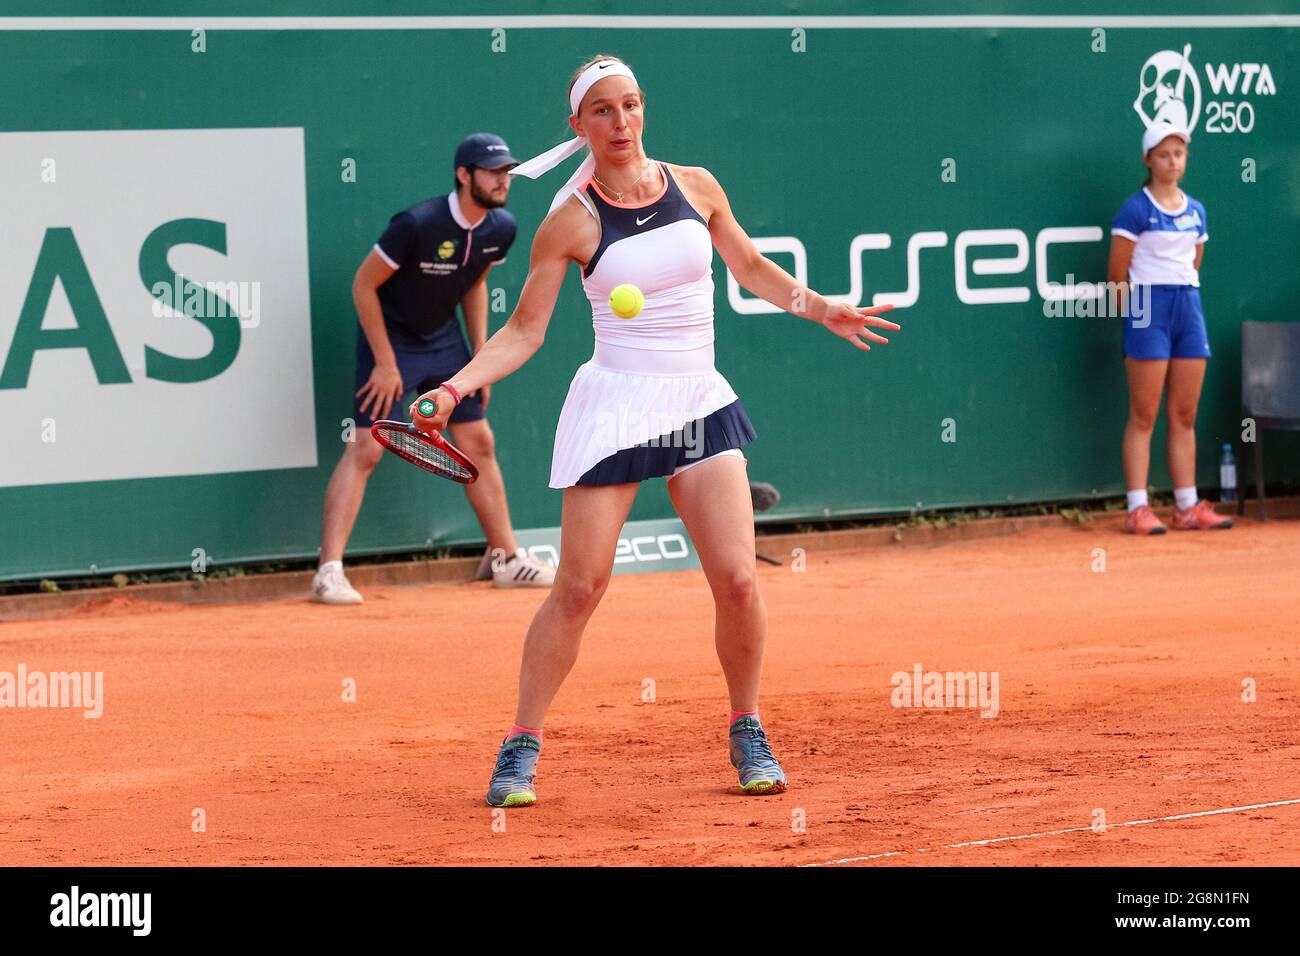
[3,3,1298,580]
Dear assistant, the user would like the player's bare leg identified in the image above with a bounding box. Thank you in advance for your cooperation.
[666,454,765,712]
[512,482,639,727]
[668,452,786,793]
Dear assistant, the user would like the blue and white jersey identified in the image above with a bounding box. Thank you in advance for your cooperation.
[1111,187,1208,287]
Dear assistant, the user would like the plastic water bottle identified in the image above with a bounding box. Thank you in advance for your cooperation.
[1219,444,1237,504]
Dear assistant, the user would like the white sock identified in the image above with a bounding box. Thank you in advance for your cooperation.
[318,560,343,574]
[1126,490,1149,512]
[1174,486,1198,511]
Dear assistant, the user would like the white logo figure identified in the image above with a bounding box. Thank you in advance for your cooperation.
[636,212,658,226]
[1134,43,1201,135]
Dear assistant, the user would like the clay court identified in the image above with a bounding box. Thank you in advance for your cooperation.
[2,513,1297,867]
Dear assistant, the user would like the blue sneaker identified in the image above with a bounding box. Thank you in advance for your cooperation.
[486,733,541,807]
[728,716,788,795]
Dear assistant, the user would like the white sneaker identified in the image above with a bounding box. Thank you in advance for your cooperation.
[311,565,363,604]
[493,551,555,589]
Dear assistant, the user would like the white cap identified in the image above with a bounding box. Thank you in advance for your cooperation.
[1143,121,1191,155]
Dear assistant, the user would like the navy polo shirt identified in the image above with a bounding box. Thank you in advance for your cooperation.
[372,191,516,346]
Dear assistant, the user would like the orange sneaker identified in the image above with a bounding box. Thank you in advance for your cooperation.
[1125,505,1167,535]
[1172,499,1234,531]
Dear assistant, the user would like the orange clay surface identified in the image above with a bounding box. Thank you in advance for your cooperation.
[2,514,1298,866]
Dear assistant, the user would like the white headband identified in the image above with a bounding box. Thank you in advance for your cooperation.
[510,60,640,215]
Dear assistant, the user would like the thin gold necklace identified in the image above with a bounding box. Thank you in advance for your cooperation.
[593,161,654,202]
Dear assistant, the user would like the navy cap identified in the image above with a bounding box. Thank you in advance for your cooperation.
[454,132,518,170]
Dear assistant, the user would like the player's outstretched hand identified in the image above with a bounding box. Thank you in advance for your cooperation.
[820,302,900,352]
[409,387,453,434]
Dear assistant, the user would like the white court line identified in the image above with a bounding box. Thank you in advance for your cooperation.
[808,797,1300,866]
[2,16,1300,30]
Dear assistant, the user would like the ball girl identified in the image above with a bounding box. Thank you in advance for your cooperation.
[1110,122,1232,534]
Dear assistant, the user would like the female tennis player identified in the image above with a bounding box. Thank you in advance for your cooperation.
[411,55,900,806]
[1110,122,1232,535]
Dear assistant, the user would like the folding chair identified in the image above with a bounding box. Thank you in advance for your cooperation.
[1239,321,1300,520]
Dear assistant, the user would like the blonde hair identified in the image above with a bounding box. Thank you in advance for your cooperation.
[567,54,645,114]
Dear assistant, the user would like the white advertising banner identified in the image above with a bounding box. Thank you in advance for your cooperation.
[0,127,316,488]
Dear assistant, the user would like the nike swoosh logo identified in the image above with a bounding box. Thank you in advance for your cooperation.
[636,212,658,226]
[598,63,614,69]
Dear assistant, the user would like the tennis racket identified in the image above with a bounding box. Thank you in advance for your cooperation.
[370,400,479,483]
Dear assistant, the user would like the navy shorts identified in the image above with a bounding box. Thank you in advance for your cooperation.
[1123,285,1211,360]
[352,323,484,427]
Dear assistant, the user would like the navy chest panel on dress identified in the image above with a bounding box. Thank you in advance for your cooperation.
[583,164,708,280]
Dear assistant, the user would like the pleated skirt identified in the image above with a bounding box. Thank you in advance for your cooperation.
[549,344,756,489]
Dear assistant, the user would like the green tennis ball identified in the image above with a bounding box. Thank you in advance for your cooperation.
[418,399,436,416]
[609,283,645,319]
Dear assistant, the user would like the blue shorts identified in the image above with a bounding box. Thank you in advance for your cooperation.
[1123,285,1211,360]
[352,323,484,427]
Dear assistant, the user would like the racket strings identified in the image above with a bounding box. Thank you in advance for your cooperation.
[378,427,475,481]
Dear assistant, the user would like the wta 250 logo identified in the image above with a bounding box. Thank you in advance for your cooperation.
[1135,43,1277,136]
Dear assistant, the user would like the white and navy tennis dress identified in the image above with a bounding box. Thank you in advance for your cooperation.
[549,162,755,488]
[1111,186,1210,360]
